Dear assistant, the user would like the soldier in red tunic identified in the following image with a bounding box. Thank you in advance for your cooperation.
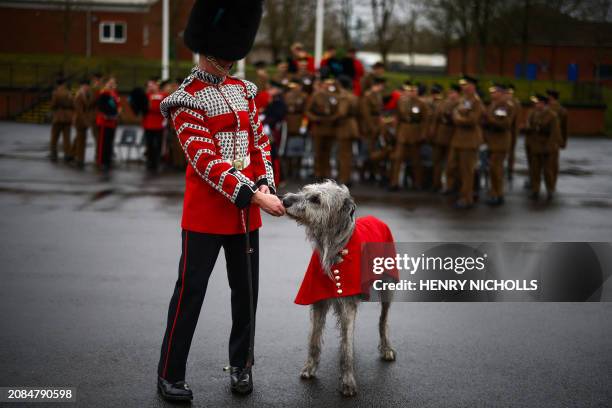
[156,0,284,401]
[142,78,168,172]
[95,76,121,175]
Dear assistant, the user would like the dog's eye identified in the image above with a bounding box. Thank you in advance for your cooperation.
[308,195,321,204]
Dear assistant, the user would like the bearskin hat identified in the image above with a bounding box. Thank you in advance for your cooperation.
[184,0,264,61]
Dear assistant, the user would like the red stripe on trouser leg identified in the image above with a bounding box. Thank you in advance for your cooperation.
[97,125,104,165]
[162,231,189,379]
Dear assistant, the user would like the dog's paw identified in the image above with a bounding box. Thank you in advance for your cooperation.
[340,376,357,397]
[380,347,396,362]
[300,364,317,380]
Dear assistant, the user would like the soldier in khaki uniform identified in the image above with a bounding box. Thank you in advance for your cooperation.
[546,89,568,188]
[524,94,561,201]
[272,60,290,87]
[431,84,460,192]
[306,78,341,179]
[359,77,386,181]
[389,81,429,190]
[71,78,95,169]
[336,76,360,186]
[360,62,385,94]
[426,83,444,140]
[49,78,74,162]
[282,79,308,179]
[446,76,484,209]
[506,84,522,180]
[284,80,308,136]
[483,84,513,205]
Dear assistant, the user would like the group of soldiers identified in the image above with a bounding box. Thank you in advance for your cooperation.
[49,74,120,172]
[255,62,568,208]
[49,74,187,176]
[49,58,568,203]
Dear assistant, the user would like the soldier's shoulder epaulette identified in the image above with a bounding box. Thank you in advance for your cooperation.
[238,79,258,99]
[159,75,205,119]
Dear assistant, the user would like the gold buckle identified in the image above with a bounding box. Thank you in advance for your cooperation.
[233,158,244,170]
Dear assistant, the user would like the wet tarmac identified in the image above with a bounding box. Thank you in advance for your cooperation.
[0,122,611,407]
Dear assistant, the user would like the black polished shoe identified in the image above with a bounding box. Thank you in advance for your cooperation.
[229,366,253,395]
[157,376,193,402]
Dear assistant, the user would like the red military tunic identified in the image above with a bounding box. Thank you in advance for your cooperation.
[95,89,121,128]
[160,67,275,234]
[295,216,397,305]
[142,91,167,130]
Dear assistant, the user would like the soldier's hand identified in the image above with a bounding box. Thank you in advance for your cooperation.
[253,191,285,217]
[258,185,271,194]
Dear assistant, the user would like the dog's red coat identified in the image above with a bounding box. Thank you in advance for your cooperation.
[295,216,397,305]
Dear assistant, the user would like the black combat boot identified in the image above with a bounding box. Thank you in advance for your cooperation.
[157,376,193,401]
[229,366,253,395]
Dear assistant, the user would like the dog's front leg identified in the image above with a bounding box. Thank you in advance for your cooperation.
[300,300,329,379]
[336,299,358,397]
[379,301,396,361]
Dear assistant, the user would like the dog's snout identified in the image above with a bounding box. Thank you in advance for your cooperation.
[282,195,294,208]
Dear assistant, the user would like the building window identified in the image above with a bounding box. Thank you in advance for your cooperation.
[99,22,127,44]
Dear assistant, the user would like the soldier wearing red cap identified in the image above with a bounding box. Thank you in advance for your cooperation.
[156,0,284,401]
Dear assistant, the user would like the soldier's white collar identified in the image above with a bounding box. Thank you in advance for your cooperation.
[191,66,224,85]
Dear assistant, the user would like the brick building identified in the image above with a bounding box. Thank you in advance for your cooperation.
[0,0,195,61]
[446,9,612,86]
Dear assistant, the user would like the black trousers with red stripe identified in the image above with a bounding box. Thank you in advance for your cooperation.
[158,229,259,383]
[97,125,116,169]
[144,129,163,171]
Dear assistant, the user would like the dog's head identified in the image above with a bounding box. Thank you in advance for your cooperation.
[282,180,356,231]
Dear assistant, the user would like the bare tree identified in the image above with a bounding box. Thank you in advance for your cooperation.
[337,0,354,48]
[421,0,475,73]
[370,0,399,66]
[261,0,317,62]
[574,0,612,84]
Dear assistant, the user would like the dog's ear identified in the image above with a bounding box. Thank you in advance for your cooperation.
[343,197,356,220]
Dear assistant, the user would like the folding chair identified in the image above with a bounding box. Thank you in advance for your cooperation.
[116,127,141,164]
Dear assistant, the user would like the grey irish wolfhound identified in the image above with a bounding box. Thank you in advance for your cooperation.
[282,180,396,397]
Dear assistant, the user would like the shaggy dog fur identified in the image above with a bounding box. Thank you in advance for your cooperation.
[283,180,396,397]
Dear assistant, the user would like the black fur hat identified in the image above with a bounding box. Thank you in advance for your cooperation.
[184,0,264,61]
[128,87,149,116]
